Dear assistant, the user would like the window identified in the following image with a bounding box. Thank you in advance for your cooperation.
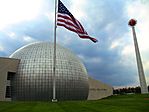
[5,86,11,98]
[7,72,15,80]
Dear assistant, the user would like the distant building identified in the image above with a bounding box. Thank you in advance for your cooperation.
[0,42,113,101]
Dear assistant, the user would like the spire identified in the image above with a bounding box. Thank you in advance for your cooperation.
[128,19,148,94]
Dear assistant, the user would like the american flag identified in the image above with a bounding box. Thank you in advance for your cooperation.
[57,0,98,43]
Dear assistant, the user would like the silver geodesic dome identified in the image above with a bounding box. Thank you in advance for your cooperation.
[10,42,89,101]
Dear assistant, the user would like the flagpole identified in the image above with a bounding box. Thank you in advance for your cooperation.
[52,0,58,102]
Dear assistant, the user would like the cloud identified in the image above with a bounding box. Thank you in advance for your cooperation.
[23,36,37,43]
[122,45,134,56]
[78,54,102,64]
[70,0,87,19]
[0,46,4,51]
[0,0,43,30]
[144,61,149,70]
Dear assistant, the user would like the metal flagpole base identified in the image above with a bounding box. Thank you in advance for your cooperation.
[52,99,57,102]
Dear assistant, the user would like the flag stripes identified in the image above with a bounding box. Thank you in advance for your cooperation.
[57,0,98,43]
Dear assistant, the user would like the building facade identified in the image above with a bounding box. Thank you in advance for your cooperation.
[0,58,20,101]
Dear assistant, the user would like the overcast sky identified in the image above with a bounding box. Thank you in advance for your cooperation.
[0,0,149,88]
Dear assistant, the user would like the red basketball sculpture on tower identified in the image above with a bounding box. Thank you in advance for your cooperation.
[128,19,137,26]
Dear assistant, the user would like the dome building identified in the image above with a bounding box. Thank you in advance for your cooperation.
[9,42,89,101]
[0,42,113,101]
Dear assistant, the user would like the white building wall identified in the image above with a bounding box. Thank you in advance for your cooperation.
[88,77,113,100]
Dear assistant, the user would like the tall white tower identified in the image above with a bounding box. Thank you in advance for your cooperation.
[128,19,148,94]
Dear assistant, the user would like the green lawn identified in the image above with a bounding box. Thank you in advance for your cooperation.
[0,94,149,112]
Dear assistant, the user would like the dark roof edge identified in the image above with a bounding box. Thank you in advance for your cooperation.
[0,57,20,61]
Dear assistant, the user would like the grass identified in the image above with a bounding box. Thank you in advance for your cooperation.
[0,94,149,112]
